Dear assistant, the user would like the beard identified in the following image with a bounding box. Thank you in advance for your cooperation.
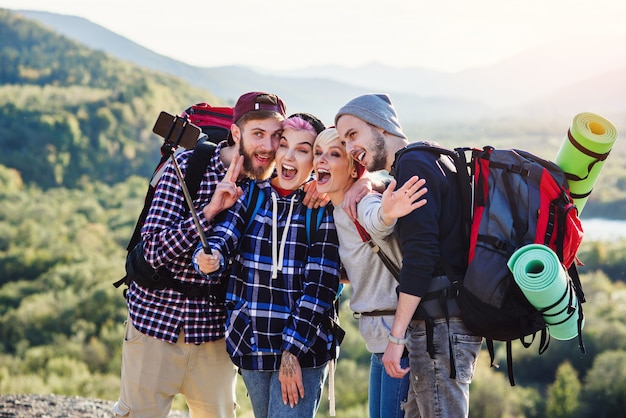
[367,127,388,172]
[240,136,275,180]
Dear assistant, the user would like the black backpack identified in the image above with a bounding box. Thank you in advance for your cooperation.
[114,105,232,293]
[394,142,585,385]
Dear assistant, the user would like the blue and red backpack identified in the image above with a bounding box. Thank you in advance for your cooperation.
[395,143,585,385]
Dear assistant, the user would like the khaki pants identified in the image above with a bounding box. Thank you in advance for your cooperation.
[112,318,237,418]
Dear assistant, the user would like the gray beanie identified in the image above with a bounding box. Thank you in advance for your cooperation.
[335,93,407,139]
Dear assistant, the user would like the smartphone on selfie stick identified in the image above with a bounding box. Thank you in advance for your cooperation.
[152,111,211,252]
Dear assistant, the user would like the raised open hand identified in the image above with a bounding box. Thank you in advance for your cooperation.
[380,176,427,225]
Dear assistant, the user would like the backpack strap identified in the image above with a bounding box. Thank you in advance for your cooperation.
[238,187,325,252]
[183,140,217,211]
[125,152,171,253]
[564,129,611,185]
[125,140,216,253]
[353,220,401,281]
[312,204,344,373]
[568,263,586,354]
[237,182,265,251]
[116,141,217,290]
[306,205,326,245]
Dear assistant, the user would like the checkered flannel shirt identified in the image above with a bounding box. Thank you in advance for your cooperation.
[204,179,341,370]
[127,142,227,344]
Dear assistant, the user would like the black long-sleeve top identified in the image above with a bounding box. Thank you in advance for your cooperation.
[392,145,467,298]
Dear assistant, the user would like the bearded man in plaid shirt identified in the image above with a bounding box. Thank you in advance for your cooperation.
[113,92,293,418]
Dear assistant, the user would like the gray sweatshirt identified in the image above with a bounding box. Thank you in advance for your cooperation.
[334,193,403,353]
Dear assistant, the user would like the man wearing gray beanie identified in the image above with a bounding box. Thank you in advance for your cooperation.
[336,94,482,418]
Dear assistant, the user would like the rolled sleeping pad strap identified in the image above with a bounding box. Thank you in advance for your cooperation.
[507,244,584,341]
[554,112,619,213]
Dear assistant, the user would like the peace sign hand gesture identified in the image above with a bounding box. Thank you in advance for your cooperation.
[202,155,244,221]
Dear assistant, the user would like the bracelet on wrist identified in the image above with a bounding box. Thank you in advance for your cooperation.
[388,333,408,345]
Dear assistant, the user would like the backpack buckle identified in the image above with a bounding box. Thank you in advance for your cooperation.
[450,285,460,298]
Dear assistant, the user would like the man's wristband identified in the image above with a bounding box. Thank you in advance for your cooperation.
[388,333,408,345]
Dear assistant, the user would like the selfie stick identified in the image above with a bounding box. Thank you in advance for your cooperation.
[162,116,211,254]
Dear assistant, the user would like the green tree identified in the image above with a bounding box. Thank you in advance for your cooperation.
[581,350,626,417]
[0,163,24,194]
[546,361,581,418]
[469,351,540,418]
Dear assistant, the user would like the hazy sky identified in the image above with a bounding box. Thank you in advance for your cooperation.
[2,0,626,72]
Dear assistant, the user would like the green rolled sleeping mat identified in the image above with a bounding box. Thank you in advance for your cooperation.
[555,112,619,213]
[507,244,583,341]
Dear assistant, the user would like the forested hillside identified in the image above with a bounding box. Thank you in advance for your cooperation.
[1,8,626,418]
[2,162,626,417]
[0,9,225,188]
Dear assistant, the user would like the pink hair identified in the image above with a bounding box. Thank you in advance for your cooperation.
[283,116,317,137]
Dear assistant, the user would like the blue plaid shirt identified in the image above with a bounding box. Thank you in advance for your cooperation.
[127,142,228,344]
[198,179,341,371]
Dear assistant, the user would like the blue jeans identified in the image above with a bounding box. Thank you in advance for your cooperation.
[407,317,482,418]
[369,353,412,418]
[240,365,327,418]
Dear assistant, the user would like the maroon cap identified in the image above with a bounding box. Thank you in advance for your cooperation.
[233,92,287,123]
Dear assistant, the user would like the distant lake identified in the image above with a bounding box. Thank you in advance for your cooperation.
[581,218,626,242]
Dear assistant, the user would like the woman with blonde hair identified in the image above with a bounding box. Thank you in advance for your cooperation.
[313,127,426,418]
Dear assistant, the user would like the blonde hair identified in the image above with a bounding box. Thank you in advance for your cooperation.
[314,127,361,176]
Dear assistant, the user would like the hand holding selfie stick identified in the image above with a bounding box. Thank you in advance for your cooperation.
[154,112,211,254]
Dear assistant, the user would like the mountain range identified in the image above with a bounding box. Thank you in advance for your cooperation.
[13,9,626,131]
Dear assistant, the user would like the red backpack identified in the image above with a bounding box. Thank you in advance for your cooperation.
[181,102,234,144]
